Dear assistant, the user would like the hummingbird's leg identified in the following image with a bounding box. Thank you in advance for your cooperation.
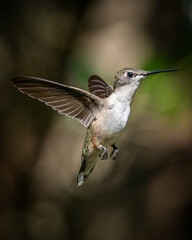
[98,145,108,160]
[110,144,119,160]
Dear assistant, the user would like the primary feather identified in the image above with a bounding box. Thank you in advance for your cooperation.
[11,76,104,127]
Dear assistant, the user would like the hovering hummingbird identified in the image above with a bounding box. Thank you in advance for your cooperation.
[11,68,178,186]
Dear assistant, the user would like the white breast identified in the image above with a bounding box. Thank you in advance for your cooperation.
[91,82,141,146]
[94,91,131,138]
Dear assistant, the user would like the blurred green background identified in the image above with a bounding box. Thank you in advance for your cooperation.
[1,0,192,239]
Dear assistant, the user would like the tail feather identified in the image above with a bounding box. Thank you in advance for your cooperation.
[77,159,87,186]
[77,158,97,186]
[77,126,99,186]
[77,172,86,186]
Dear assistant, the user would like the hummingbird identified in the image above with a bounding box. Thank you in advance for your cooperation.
[11,67,178,186]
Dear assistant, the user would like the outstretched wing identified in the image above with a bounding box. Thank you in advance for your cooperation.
[11,76,103,127]
[88,75,113,98]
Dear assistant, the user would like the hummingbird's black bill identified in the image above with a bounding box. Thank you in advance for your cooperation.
[145,69,178,75]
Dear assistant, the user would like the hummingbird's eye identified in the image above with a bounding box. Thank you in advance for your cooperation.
[127,72,133,78]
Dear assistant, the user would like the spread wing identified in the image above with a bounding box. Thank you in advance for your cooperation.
[88,75,113,98]
[11,76,103,127]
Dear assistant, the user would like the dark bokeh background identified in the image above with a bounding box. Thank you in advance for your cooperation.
[1,0,192,239]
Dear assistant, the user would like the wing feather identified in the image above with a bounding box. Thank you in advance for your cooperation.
[88,75,113,98]
[11,76,103,127]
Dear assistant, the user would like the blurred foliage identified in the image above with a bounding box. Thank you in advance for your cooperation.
[142,53,192,121]
[0,0,192,240]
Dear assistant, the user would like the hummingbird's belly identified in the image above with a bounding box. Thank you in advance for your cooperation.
[92,101,130,144]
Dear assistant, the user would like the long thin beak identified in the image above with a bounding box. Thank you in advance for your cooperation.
[145,69,178,76]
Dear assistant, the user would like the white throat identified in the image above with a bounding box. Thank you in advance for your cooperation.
[114,81,141,103]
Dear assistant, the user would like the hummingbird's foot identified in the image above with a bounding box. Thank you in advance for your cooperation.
[98,145,108,160]
[110,144,119,160]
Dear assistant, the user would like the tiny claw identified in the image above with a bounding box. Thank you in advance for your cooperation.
[99,146,108,160]
[110,144,119,160]
[110,149,118,160]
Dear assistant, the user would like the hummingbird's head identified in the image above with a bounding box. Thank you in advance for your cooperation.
[114,67,178,89]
